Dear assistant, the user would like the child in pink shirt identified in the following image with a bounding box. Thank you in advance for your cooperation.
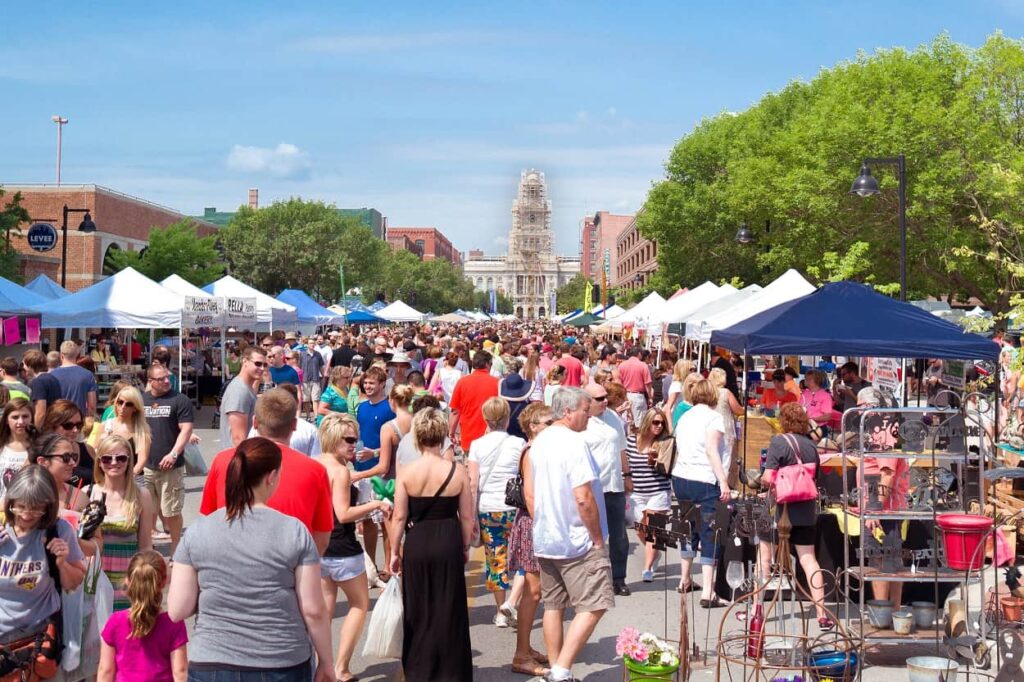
[99,550,187,682]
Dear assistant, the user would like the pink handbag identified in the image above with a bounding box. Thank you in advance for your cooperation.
[763,434,818,504]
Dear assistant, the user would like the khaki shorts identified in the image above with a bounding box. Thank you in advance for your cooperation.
[302,380,322,403]
[538,544,615,613]
[144,466,185,517]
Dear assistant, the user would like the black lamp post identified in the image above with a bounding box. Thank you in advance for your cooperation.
[850,155,907,301]
[61,204,95,289]
[734,222,754,244]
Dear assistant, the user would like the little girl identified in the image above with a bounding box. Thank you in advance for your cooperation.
[98,550,188,682]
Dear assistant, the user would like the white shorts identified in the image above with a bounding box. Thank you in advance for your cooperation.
[627,392,648,425]
[320,555,366,582]
[630,491,672,522]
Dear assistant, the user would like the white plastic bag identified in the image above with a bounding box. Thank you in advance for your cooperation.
[362,576,403,659]
[183,443,208,476]
[64,560,114,679]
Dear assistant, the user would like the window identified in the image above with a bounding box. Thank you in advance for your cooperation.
[415,239,425,251]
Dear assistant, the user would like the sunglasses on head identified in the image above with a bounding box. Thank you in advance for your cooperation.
[43,452,79,465]
[100,454,130,465]
[60,421,83,431]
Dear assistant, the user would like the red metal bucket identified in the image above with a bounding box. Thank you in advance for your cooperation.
[936,514,993,571]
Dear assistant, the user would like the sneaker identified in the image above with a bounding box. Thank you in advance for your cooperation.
[499,601,518,627]
[493,612,510,628]
[641,569,655,583]
[542,673,579,682]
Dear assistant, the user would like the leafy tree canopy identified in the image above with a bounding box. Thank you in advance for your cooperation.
[0,188,29,282]
[640,32,1024,318]
[554,274,594,314]
[107,219,224,286]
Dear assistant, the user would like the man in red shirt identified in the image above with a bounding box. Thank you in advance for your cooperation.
[200,387,333,553]
[617,345,653,424]
[556,343,586,387]
[448,350,499,452]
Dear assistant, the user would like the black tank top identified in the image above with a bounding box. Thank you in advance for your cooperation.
[325,484,363,558]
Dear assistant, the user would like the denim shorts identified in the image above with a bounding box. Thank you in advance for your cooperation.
[671,477,722,565]
[188,658,312,682]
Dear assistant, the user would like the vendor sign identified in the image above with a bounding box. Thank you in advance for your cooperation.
[226,297,257,325]
[941,359,966,389]
[865,357,901,394]
[183,296,224,327]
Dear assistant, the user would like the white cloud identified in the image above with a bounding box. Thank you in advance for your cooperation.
[226,143,311,180]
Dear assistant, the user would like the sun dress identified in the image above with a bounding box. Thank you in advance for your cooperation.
[91,488,140,612]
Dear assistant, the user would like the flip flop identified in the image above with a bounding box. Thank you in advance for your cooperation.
[511,661,549,676]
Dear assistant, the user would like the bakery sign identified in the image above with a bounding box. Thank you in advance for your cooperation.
[182,296,224,327]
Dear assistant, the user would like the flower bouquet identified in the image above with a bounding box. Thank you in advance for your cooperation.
[616,627,680,680]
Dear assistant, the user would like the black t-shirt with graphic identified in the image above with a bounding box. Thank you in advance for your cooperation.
[143,389,194,469]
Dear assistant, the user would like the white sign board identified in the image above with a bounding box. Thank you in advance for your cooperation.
[865,357,901,394]
[182,296,224,328]
[941,359,967,389]
[226,297,257,325]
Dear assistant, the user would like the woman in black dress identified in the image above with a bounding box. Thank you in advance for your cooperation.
[389,407,474,681]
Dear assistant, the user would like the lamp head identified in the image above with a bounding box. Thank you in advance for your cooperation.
[735,222,755,245]
[77,212,96,232]
[850,164,881,197]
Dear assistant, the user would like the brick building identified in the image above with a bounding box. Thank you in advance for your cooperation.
[386,233,424,259]
[386,226,460,265]
[3,184,218,291]
[615,210,658,291]
[579,211,633,285]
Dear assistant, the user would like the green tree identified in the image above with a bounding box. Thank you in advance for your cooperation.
[106,219,224,285]
[554,274,594,314]
[0,188,30,281]
[473,290,514,314]
[639,32,1024,316]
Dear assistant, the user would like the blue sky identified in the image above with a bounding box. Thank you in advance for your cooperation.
[2,1,1022,256]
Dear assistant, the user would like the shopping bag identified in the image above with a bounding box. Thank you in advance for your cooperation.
[60,579,85,671]
[362,576,403,659]
[64,559,114,680]
[183,443,208,477]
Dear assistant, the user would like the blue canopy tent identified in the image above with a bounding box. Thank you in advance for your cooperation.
[276,289,346,327]
[344,309,383,323]
[710,281,999,361]
[0,277,48,311]
[368,300,387,312]
[25,274,69,300]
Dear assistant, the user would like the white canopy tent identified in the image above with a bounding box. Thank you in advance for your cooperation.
[652,282,732,325]
[602,304,626,319]
[670,285,761,329]
[202,275,297,329]
[593,291,667,332]
[376,300,426,322]
[32,268,186,328]
[685,269,816,342]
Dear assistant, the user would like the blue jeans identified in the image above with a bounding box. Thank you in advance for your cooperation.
[188,659,312,682]
[671,477,721,566]
[604,491,629,583]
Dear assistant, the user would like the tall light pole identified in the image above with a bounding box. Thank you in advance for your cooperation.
[850,155,907,301]
[61,205,95,289]
[51,116,68,186]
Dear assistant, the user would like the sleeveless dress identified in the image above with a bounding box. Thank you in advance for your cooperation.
[91,487,140,612]
[402,489,472,681]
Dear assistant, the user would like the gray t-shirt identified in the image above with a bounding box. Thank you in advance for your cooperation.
[219,377,256,446]
[395,431,453,468]
[173,507,319,667]
[0,519,84,639]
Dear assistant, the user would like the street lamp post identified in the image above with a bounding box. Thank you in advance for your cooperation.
[850,154,907,301]
[51,116,68,186]
[61,204,95,289]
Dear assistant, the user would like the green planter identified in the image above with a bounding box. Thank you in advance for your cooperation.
[624,656,680,681]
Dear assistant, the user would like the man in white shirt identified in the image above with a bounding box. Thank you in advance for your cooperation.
[583,383,632,596]
[530,387,612,682]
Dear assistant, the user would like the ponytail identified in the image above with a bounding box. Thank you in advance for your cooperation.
[126,550,166,639]
[225,437,282,522]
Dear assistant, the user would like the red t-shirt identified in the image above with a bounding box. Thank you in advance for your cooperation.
[556,355,586,387]
[449,369,499,451]
[761,388,798,411]
[199,443,333,535]
[617,357,652,393]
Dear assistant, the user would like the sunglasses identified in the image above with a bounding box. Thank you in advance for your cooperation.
[342,436,359,445]
[60,421,84,431]
[100,454,130,465]
[11,504,45,517]
[652,420,666,426]
[115,399,133,407]
[593,395,609,402]
[250,360,267,368]
[150,375,170,383]
[261,344,273,348]
[43,452,79,465]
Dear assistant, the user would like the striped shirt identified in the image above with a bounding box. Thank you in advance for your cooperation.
[626,434,672,494]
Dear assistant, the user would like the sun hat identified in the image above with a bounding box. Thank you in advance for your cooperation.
[389,350,412,365]
[499,373,533,401]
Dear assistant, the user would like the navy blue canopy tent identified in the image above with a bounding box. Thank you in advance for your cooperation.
[344,309,382,323]
[710,281,999,361]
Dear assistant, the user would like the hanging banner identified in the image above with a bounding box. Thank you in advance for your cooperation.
[865,357,901,394]
[25,318,40,345]
[226,297,257,325]
[3,317,20,346]
[182,296,224,327]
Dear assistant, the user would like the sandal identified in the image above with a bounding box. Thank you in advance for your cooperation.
[699,595,728,608]
[676,582,701,594]
[511,659,549,676]
[530,649,549,665]
[818,616,836,630]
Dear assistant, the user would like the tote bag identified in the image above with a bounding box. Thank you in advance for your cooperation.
[764,434,818,504]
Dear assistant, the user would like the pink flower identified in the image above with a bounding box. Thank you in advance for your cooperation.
[616,627,641,657]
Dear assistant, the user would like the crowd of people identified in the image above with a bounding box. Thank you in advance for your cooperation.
[0,322,957,682]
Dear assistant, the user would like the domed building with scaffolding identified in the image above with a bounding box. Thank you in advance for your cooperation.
[463,169,580,319]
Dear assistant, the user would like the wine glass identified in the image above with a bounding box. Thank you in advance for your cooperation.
[726,561,745,604]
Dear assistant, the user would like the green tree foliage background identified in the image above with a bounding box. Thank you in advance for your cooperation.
[640,32,1024,316]
[554,274,594,314]
[0,188,30,282]
[107,219,224,286]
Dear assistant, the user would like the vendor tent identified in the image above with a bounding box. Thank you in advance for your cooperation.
[0,276,48,312]
[710,281,999,360]
[376,300,426,322]
[602,304,626,319]
[202,276,297,328]
[368,300,387,312]
[161,274,216,300]
[595,291,667,332]
[566,312,603,327]
[24,274,68,300]
[654,282,731,325]
[431,312,473,323]
[686,269,815,342]
[277,289,346,326]
[31,267,185,328]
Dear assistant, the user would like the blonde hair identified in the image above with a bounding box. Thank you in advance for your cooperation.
[94,435,142,524]
[708,367,727,390]
[389,384,416,411]
[688,378,719,408]
[319,412,359,456]
[681,372,703,403]
[126,550,167,639]
[412,407,448,451]
[673,359,695,382]
[482,397,510,431]
[113,386,151,462]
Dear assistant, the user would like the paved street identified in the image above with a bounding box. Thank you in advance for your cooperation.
[171,408,965,681]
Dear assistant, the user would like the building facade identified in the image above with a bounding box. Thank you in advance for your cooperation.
[579,215,597,279]
[463,170,580,318]
[580,211,633,288]
[386,226,460,265]
[615,210,658,291]
[386,233,424,258]
[196,195,387,239]
[4,184,218,291]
